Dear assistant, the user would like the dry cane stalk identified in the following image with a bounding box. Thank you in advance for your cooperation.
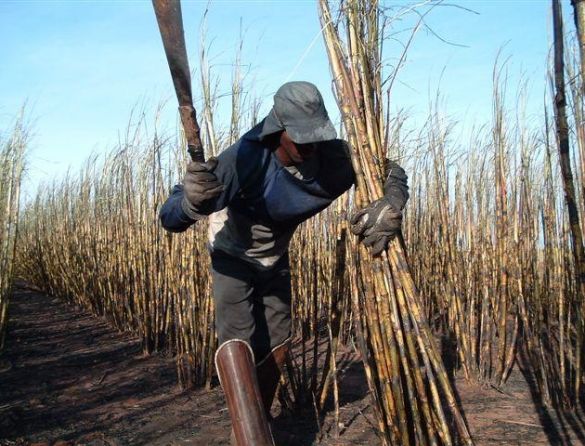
[552,0,585,406]
[0,118,27,352]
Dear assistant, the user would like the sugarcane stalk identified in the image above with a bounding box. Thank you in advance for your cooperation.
[553,0,585,404]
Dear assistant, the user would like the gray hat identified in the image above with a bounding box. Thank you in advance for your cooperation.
[259,81,337,143]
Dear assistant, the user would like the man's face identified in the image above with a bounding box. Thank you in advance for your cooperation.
[276,131,317,166]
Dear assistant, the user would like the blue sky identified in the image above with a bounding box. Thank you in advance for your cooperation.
[0,1,564,197]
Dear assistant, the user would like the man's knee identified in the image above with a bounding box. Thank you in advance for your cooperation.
[268,312,291,350]
[216,313,255,346]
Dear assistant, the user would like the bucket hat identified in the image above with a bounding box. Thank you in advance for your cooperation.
[259,81,337,143]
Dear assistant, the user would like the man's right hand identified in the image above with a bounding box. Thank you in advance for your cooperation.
[182,157,224,210]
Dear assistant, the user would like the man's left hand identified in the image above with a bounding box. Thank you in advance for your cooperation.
[350,197,402,256]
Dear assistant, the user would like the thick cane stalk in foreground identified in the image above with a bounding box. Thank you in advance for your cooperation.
[319,1,472,444]
[572,0,585,94]
[552,0,585,406]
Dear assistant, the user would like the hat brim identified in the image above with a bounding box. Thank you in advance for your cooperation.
[286,115,337,144]
[258,109,284,140]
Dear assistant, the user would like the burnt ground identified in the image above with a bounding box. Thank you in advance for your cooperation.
[0,287,584,446]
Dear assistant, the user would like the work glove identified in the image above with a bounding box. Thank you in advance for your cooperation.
[350,160,409,256]
[181,157,224,219]
[350,197,403,256]
[383,160,409,211]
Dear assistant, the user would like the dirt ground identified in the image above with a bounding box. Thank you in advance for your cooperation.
[1,287,584,446]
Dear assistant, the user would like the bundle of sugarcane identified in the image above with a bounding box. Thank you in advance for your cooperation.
[319,1,473,444]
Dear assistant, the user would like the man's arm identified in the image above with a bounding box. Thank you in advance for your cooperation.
[159,184,198,233]
[159,143,243,232]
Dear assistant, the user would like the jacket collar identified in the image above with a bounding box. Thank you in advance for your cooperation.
[241,119,267,143]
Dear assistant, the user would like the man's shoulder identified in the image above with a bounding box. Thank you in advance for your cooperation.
[218,121,268,154]
[218,131,272,166]
[215,128,273,189]
[317,138,355,190]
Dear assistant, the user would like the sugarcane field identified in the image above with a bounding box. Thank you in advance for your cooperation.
[2,1,585,445]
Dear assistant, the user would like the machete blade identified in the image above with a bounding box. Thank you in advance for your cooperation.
[152,0,204,161]
[152,0,192,106]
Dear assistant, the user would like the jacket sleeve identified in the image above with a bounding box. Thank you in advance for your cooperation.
[158,142,250,233]
[159,184,197,233]
[318,139,356,196]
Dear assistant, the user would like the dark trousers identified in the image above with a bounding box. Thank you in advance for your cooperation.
[211,250,292,363]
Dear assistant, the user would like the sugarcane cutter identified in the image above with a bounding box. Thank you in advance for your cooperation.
[151,1,274,444]
[151,0,203,162]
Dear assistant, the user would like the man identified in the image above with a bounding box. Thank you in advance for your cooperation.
[160,81,408,445]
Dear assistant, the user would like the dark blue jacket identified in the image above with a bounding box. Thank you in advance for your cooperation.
[159,122,355,233]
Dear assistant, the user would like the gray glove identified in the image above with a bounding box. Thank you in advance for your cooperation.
[181,157,224,218]
[383,160,409,211]
[350,160,408,256]
[350,197,403,256]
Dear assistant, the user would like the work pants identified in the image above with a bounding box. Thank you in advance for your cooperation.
[211,250,292,363]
